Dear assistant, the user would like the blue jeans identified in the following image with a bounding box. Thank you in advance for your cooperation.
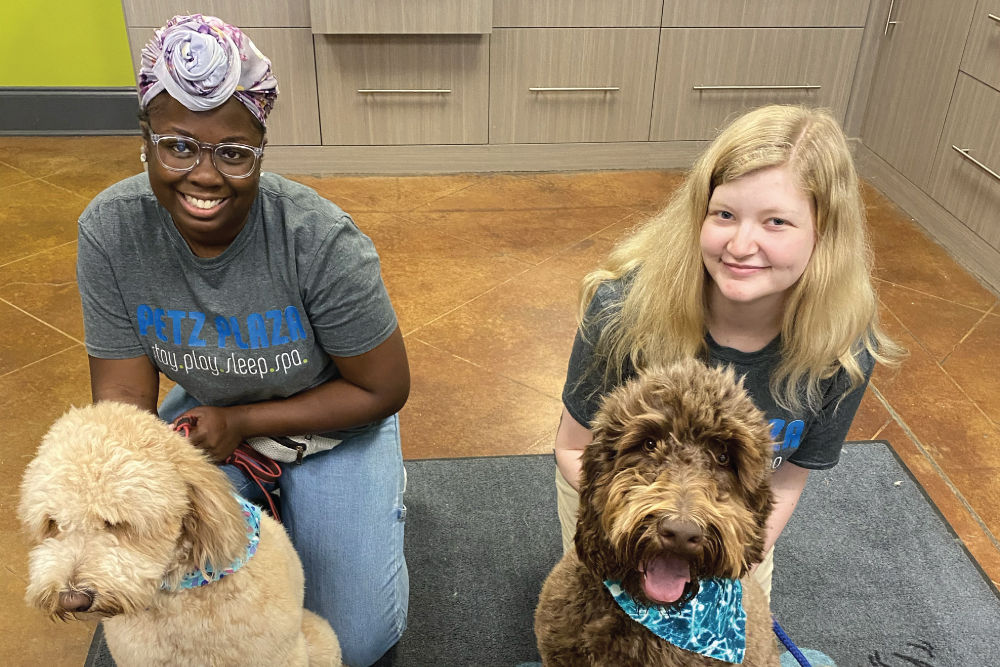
[160,386,409,667]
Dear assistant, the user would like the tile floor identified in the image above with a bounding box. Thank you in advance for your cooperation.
[1,136,997,666]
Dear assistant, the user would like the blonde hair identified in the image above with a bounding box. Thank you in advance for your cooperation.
[581,105,903,412]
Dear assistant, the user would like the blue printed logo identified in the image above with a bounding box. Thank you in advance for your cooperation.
[769,419,804,469]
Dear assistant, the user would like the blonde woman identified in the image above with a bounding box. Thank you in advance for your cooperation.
[554,105,902,611]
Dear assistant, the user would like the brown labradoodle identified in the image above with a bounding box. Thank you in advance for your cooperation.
[18,401,341,666]
[536,360,780,666]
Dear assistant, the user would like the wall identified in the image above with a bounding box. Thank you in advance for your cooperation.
[0,0,134,87]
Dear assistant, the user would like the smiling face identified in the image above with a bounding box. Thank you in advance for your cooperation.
[700,164,816,318]
[143,94,264,258]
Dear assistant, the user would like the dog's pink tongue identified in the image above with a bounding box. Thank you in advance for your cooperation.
[642,557,690,604]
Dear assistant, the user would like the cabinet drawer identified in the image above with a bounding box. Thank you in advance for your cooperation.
[122,0,309,27]
[314,36,489,145]
[650,28,862,141]
[310,0,491,34]
[493,0,662,27]
[490,29,659,143]
[660,0,868,27]
[929,74,1000,252]
[126,28,321,146]
[961,1,1000,92]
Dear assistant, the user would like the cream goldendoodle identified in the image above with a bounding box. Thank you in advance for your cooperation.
[18,401,340,666]
[535,361,780,666]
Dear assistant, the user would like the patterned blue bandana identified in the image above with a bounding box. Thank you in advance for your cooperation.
[167,495,261,590]
[603,578,747,664]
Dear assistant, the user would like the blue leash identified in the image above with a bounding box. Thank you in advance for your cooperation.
[773,617,812,667]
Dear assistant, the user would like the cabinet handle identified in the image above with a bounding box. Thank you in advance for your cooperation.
[952,146,1000,182]
[692,85,821,91]
[528,87,620,92]
[989,13,1000,23]
[884,0,898,35]
[357,89,452,94]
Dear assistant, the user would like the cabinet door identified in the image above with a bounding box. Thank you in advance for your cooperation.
[660,0,868,26]
[314,35,489,145]
[126,28,321,146]
[122,0,310,27]
[490,28,660,143]
[861,0,977,189]
[493,0,662,27]
[961,0,1000,93]
[650,29,862,141]
[929,74,1000,251]
[310,0,491,34]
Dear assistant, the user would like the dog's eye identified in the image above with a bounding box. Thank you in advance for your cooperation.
[716,452,730,465]
[642,438,657,453]
[45,518,60,537]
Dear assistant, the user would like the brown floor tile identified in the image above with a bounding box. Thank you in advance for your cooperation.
[290,173,481,213]
[846,389,892,440]
[0,242,83,342]
[0,162,34,189]
[410,171,605,212]
[538,212,645,283]
[413,206,636,266]
[400,339,562,459]
[360,212,533,334]
[876,280,994,363]
[0,136,136,181]
[411,263,580,399]
[942,309,1000,426]
[526,169,685,213]
[0,301,79,375]
[0,179,88,266]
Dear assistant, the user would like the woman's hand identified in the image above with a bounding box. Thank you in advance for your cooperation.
[174,406,246,463]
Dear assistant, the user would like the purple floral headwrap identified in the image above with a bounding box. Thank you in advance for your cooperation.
[138,14,278,128]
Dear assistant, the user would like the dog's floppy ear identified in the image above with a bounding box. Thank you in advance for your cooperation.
[174,446,249,575]
[574,432,628,580]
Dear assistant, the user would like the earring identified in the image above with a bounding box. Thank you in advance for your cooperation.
[140,152,147,163]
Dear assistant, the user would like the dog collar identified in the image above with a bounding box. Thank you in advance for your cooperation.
[167,495,261,590]
[603,578,747,664]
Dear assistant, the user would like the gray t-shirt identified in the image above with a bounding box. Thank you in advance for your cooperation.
[562,279,874,471]
[78,172,397,413]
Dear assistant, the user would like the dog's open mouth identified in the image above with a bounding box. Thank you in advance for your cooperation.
[641,556,695,605]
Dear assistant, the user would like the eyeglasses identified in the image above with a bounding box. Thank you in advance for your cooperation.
[147,133,264,179]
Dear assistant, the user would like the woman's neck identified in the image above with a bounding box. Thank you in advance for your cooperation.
[706,289,784,353]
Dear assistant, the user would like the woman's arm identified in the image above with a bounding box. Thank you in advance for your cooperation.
[89,355,160,412]
[761,460,810,554]
[179,326,410,461]
[554,406,593,492]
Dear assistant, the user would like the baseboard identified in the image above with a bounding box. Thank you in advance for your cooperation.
[0,88,141,135]
[854,143,1000,296]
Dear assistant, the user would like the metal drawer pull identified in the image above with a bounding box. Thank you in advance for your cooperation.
[989,13,1000,23]
[357,89,452,94]
[884,0,897,35]
[692,85,820,91]
[528,87,620,92]
[952,146,1000,182]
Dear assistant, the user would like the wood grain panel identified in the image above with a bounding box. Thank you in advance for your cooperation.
[929,74,1000,250]
[489,28,660,143]
[661,0,869,26]
[650,28,863,140]
[310,0,491,34]
[961,0,1000,92]
[861,0,977,189]
[314,35,489,145]
[122,0,310,27]
[493,0,662,27]
[126,28,321,146]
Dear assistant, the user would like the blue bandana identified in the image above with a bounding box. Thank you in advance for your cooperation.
[603,578,747,664]
[167,495,261,590]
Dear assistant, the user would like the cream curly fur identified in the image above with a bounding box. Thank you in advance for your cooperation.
[18,401,340,667]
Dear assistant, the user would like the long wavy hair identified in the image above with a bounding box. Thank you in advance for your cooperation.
[580,105,903,413]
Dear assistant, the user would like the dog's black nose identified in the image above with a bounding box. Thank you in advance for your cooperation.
[657,519,703,554]
[58,590,94,613]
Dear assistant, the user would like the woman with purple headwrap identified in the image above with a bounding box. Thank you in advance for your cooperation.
[76,15,409,666]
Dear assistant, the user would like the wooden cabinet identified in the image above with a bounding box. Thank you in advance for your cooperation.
[660,0,869,27]
[489,29,659,143]
[121,0,310,27]
[310,0,491,34]
[960,0,1000,92]
[861,0,977,189]
[493,0,662,27]
[929,73,1000,252]
[651,28,863,141]
[314,36,489,145]
[125,28,321,146]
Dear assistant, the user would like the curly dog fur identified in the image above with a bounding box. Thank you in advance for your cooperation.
[18,401,340,666]
[536,360,780,666]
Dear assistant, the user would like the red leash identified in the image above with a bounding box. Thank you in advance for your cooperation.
[173,417,283,522]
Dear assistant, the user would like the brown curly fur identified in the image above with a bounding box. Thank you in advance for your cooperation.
[535,360,781,666]
[18,401,340,666]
